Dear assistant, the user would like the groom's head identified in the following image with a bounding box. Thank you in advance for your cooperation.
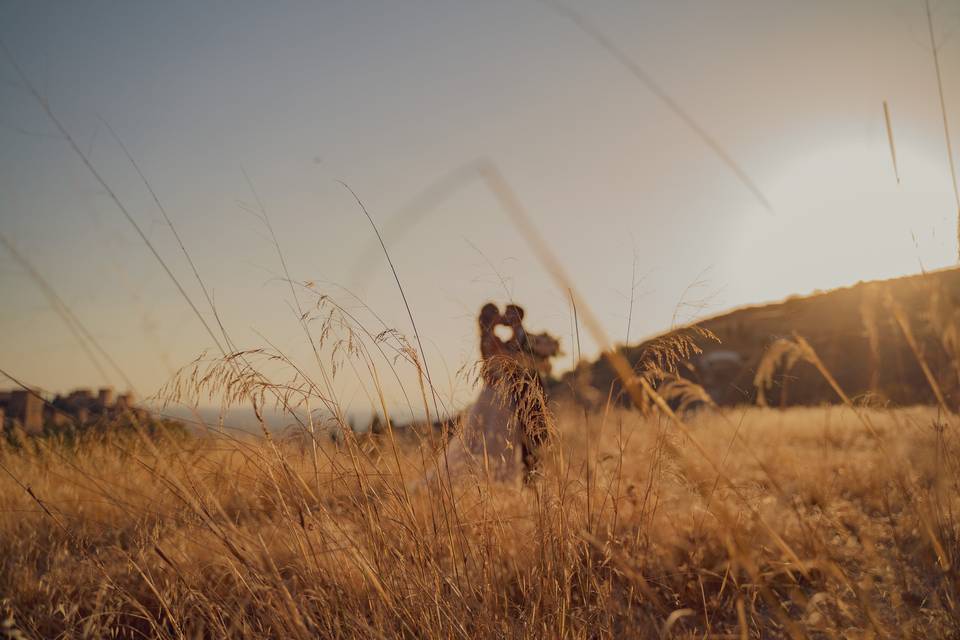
[504,304,525,326]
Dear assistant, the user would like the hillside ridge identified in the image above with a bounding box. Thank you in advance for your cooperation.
[553,267,960,409]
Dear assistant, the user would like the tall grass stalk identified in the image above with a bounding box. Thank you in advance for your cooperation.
[924,0,960,260]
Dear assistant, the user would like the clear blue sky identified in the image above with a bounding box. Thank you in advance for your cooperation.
[1,0,958,416]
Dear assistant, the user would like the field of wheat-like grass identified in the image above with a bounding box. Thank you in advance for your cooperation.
[1,402,957,639]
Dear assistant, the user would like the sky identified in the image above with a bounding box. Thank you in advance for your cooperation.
[1,0,959,419]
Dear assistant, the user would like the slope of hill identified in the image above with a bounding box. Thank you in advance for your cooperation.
[553,267,960,409]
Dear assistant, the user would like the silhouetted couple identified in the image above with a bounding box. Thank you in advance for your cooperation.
[468,302,557,483]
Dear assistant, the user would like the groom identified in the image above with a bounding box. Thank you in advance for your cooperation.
[501,304,552,483]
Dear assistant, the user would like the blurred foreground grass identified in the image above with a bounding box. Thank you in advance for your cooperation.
[1,404,957,638]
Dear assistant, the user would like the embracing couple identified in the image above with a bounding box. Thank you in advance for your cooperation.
[465,302,557,484]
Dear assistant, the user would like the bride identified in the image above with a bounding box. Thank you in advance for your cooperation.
[422,303,521,486]
[459,302,522,480]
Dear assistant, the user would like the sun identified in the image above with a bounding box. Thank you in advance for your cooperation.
[727,140,956,303]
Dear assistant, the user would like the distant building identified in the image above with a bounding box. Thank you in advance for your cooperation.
[0,389,44,434]
[116,392,134,410]
[98,387,114,406]
[0,386,148,435]
[68,388,93,403]
[693,350,745,405]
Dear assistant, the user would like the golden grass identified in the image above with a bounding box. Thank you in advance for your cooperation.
[2,11,957,638]
[1,402,957,638]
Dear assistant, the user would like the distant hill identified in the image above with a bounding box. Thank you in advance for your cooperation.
[551,268,960,410]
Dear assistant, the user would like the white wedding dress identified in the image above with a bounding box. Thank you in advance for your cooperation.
[419,384,520,488]
[460,385,520,481]
[412,315,523,489]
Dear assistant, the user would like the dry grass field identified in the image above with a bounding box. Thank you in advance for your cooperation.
[2,398,957,638]
[4,3,960,639]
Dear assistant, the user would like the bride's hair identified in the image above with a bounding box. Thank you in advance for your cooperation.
[479,303,500,330]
